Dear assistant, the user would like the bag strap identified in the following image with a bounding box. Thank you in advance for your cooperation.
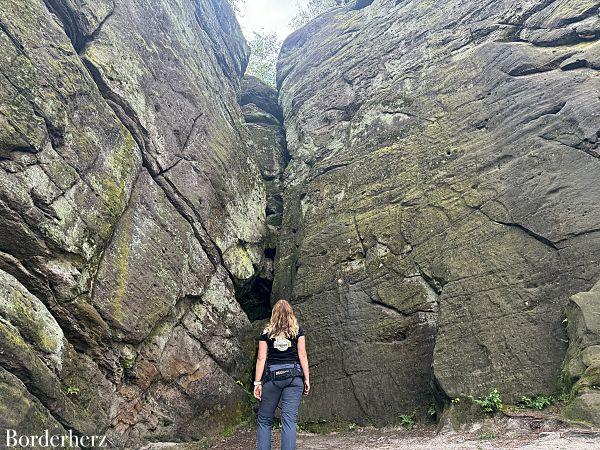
[264,363,303,382]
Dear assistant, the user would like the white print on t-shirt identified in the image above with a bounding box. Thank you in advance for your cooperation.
[274,337,291,351]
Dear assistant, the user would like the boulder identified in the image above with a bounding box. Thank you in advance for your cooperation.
[241,75,284,123]
[563,281,600,425]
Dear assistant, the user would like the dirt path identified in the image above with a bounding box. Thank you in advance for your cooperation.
[141,413,600,449]
[207,415,600,450]
[207,426,600,450]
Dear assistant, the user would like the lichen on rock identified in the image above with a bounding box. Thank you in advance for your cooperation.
[563,281,600,425]
[274,0,600,424]
[0,0,268,446]
[2,0,600,443]
[238,75,289,320]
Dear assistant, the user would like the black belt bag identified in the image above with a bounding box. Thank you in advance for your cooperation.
[264,364,303,383]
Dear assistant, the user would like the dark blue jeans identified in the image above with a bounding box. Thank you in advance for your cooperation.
[257,363,304,450]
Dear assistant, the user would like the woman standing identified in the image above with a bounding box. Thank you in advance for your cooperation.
[254,299,310,450]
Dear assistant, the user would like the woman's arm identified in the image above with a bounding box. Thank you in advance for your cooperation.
[253,341,268,400]
[297,336,310,395]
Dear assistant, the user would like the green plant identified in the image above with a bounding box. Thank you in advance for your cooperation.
[471,389,503,413]
[348,422,356,431]
[235,379,258,406]
[427,404,437,417]
[120,356,135,371]
[477,430,496,440]
[451,397,460,404]
[399,414,415,430]
[65,385,80,396]
[220,425,235,438]
[517,395,554,410]
[297,419,344,434]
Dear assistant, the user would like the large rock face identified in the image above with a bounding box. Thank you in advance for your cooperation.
[275,0,600,424]
[0,0,265,446]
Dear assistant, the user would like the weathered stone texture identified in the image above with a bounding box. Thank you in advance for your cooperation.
[239,75,289,320]
[3,0,600,439]
[274,0,600,424]
[563,281,600,425]
[0,0,264,446]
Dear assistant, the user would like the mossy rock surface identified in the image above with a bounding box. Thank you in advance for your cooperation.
[275,0,600,424]
[0,0,266,447]
[562,281,600,426]
[0,368,68,438]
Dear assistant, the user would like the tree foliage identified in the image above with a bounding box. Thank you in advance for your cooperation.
[227,0,244,13]
[243,0,352,87]
[291,0,351,29]
[246,31,281,88]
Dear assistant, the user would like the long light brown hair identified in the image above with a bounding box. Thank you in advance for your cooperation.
[263,299,299,339]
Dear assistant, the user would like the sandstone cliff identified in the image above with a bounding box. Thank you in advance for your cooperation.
[274,0,600,425]
[3,0,600,443]
[0,0,265,446]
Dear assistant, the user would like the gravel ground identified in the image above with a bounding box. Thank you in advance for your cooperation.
[206,427,600,450]
[142,413,600,450]
[206,413,600,450]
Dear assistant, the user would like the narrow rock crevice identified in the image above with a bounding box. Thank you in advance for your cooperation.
[41,0,83,50]
[540,134,600,160]
[76,8,115,54]
[370,298,411,317]
[42,0,115,54]
[479,210,559,251]
[235,268,273,321]
[414,261,445,297]
[0,18,25,55]
[237,75,291,321]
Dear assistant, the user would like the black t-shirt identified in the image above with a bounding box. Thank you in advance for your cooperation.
[259,326,305,365]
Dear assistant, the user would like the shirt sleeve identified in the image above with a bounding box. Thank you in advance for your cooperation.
[259,332,268,341]
[297,326,305,338]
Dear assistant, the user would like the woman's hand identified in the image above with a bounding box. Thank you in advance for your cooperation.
[253,384,262,401]
[303,379,310,396]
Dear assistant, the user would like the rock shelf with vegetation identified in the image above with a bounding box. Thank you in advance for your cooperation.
[0,0,600,448]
